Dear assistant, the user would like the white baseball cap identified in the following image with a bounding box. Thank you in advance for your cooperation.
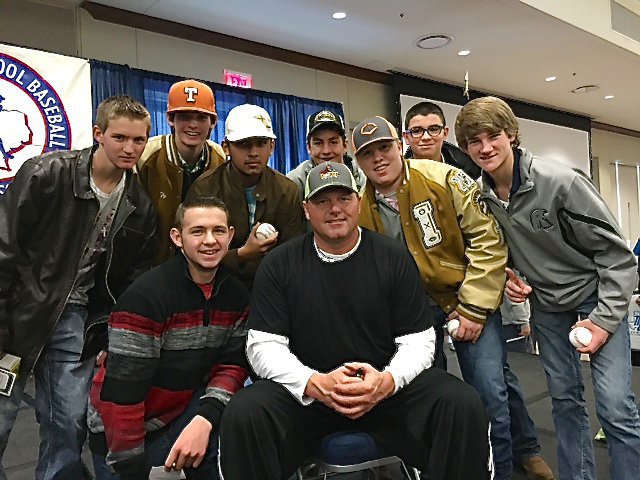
[225,104,277,142]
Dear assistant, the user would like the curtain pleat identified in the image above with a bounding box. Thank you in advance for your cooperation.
[89,60,344,173]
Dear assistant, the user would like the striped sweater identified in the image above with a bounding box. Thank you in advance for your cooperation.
[88,253,249,476]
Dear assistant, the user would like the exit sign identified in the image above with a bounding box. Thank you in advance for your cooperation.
[224,69,252,88]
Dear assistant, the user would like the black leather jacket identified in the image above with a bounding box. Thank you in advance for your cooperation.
[405,141,481,179]
[441,141,481,179]
[0,146,157,374]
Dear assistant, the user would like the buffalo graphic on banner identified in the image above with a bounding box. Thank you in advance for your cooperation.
[0,43,92,194]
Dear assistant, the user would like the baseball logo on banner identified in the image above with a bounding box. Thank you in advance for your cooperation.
[0,43,92,194]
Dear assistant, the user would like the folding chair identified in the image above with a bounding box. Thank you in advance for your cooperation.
[296,430,419,479]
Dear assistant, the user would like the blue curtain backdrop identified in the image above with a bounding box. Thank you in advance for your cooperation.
[90,60,344,173]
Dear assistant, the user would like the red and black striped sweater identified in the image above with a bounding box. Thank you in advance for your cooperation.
[88,253,249,475]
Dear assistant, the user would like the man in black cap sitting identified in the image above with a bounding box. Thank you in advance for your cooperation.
[218,161,493,480]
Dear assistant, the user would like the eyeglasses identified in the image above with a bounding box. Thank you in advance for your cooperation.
[406,125,445,138]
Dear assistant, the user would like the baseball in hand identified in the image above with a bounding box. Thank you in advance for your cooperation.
[569,326,592,348]
[447,319,460,339]
[255,223,278,240]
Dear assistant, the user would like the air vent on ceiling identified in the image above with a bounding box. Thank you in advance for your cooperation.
[571,85,601,94]
[415,34,453,49]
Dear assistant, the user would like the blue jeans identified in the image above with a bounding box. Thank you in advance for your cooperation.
[532,292,640,480]
[92,388,220,480]
[454,310,541,480]
[0,361,29,480]
[505,365,540,461]
[0,303,94,480]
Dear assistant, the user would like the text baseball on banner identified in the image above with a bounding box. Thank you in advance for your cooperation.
[0,43,93,194]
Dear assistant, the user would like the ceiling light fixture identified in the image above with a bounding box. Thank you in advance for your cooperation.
[571,84,600,94]
[332,12,346,19]
[415,34,454,49]
[458,50,471,56]
[604,95,615,100]
[545,76,557,82]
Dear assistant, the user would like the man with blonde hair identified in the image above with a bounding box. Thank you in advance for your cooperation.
[456,95,640,480]
[404,102,554,478]
[0,96,157,479]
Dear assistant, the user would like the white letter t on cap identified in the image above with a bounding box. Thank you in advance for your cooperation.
[184,87,198,102]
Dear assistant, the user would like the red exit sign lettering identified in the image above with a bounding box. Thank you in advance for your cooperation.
[224,69,252,88]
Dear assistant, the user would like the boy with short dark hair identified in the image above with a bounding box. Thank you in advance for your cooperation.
[403,101,480,178]
[89,195,248,480]
[287,109,365,199]
[187,104,303,290]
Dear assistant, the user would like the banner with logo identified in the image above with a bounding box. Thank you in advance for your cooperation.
[0,43,93,194]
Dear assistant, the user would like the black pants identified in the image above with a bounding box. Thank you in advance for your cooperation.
[430,305,449,370]
[218,368,491,480]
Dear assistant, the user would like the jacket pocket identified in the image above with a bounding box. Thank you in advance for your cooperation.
[116,224,146,239]
[81,315,109,360]
[439,260,466,271]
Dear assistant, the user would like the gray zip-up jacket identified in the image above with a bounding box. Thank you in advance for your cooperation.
[478,148,637,333]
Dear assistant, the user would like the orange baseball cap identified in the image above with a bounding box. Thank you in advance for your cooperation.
[167,79,217,120]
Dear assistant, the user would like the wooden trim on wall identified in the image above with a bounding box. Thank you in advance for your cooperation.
[592,121,640,139]
[80,1,391,85]
[79,2,640,139]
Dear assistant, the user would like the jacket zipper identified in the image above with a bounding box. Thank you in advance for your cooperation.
[202,274,228,327]
[30,198,98,371]
[104,197,135,304]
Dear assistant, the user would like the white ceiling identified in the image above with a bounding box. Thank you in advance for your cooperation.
[86,0,640,132]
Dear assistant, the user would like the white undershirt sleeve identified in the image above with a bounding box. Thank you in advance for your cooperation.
[248,326,435,402]
[384,327,435,393]
[246,329,317,405]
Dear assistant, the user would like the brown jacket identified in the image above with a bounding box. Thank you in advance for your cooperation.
[187,161,304,289]
[359,160,506,323]
[137,135,225,265]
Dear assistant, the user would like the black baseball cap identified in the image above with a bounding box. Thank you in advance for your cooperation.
[306,110,346,140]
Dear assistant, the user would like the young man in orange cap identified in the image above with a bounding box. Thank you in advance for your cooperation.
[138,79,225,265]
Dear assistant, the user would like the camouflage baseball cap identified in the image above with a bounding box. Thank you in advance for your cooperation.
[304,161,359,200]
